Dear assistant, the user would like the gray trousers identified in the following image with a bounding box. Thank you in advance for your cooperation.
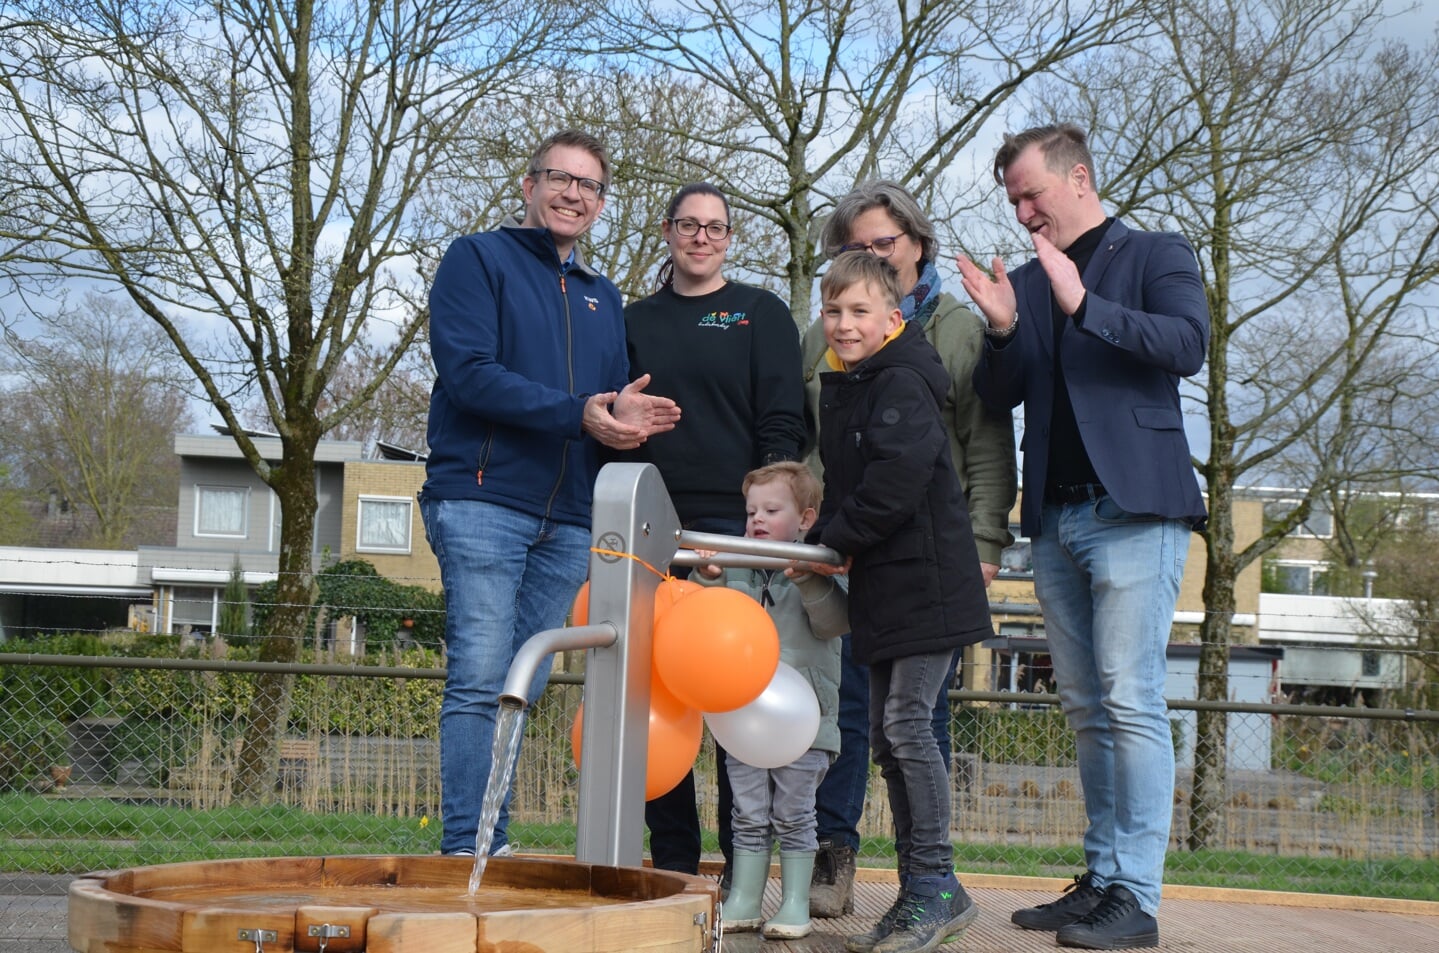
[726,748,831,853]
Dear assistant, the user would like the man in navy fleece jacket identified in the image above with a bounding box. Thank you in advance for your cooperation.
[420,128,680,857]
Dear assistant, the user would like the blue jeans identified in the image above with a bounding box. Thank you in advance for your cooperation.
[869,649,956,879]
[419,496,590,855]
[816,634,957,852]
[1031,497,1187,915]
[726,748,830,853]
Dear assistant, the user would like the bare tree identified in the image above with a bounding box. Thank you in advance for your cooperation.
[563,69,786,299]
[250,332,435,455]
[1367,525,1439,711]
[1025,0,1439,847]
[0,464,34,546]
[1,295,194,548]
[0,0,568,798]
[595,0,1151,322]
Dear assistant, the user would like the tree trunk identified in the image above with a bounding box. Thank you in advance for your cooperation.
[231,451,319,802]
[784,204,818,334]
[1190,484,1236,850]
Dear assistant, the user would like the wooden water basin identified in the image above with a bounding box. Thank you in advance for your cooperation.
[67,854,718,953]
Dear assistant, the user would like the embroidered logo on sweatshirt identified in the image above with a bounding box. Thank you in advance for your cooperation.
[583,295,599,311]
[696,310,749,329]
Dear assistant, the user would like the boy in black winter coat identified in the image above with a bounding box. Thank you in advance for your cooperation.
[807,252,993,953]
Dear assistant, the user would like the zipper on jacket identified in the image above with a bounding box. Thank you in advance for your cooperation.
[474,425,495,486]
[545,262,575,519]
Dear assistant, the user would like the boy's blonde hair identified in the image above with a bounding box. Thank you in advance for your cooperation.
[820,250,905,311]
[742,461,823,514]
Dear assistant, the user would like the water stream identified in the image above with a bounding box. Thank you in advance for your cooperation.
[467,702,527,896]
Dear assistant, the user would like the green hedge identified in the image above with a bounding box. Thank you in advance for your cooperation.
[250,558,445,650]
[0,711,68,791]
[953,706,1077,765]
[2,633,445,736]
[0,632,108,719]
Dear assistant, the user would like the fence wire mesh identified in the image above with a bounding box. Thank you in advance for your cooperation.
[2,649,1435,938]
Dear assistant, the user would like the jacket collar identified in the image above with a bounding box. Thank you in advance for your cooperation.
[498,212,601,277]
[823,321,906,372]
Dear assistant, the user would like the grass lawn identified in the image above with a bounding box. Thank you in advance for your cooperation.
[4,794,1436,903]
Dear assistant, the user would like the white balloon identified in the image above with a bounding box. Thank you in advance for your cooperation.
[703,662,820,769]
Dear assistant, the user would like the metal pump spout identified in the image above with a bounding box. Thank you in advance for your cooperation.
[498,623,618,709]
[518,462,841,867]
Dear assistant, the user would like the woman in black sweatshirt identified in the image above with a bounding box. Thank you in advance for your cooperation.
[622,181,807,881]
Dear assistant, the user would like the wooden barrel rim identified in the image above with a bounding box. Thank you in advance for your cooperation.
[68,854,718,953]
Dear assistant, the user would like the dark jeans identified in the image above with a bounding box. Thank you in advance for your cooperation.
[645,514,744,873]
[869,650,956,877]
[814,633,959,851]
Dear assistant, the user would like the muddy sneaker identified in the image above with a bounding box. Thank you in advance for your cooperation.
[872,873,979,953]
[811,838,857,917]
[1012,871,1105,930]
[845,889,907,953]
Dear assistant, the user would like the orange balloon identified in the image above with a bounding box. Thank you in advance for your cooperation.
[570,580,590,625]
[653,586,779,713]
[572,577,696,627]
[644,680,704,799]
[654,577,701,624]
[569,679,703,801]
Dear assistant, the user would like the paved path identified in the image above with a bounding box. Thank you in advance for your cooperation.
[4,869,1436,952]
[0,876,70,953]
[719,873,1439,953]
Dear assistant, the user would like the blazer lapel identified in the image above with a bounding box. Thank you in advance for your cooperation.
[1026,265,1057,363]
[1082,219,1130,288]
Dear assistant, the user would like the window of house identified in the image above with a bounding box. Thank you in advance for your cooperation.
[1269,561,1329,595]
[991,623,1053,704]
[170,585,218,633]
[999,525,1033,577]
[1262,499,1334,538]
[1423,505,1439,532]
[195,485,248,537]
[357,496,412,553]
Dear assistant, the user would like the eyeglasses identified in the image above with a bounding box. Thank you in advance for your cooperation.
[668,217,733,241]
[532,168,605,199]
[838,234,903,257]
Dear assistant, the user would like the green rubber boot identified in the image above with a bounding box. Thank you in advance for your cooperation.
[720,849,770,933]
[763,851,815,939]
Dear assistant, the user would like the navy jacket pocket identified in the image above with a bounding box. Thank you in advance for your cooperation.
[1133,406,1182,430]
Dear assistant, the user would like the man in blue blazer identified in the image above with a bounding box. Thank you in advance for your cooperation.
[960,123,1208,950]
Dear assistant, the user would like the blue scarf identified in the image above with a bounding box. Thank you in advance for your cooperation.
[903,259,943,328]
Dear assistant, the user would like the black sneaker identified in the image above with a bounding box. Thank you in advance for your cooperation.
[1012,871,1106,930]
[1056,885,1159,950]
[872,873,979,953]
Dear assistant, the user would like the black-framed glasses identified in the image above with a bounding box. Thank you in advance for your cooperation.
[838,234,902,257]
[668,217,733,241]
[532,167,605,199]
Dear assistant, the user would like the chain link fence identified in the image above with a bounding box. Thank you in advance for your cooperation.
[3,646,1435,931]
